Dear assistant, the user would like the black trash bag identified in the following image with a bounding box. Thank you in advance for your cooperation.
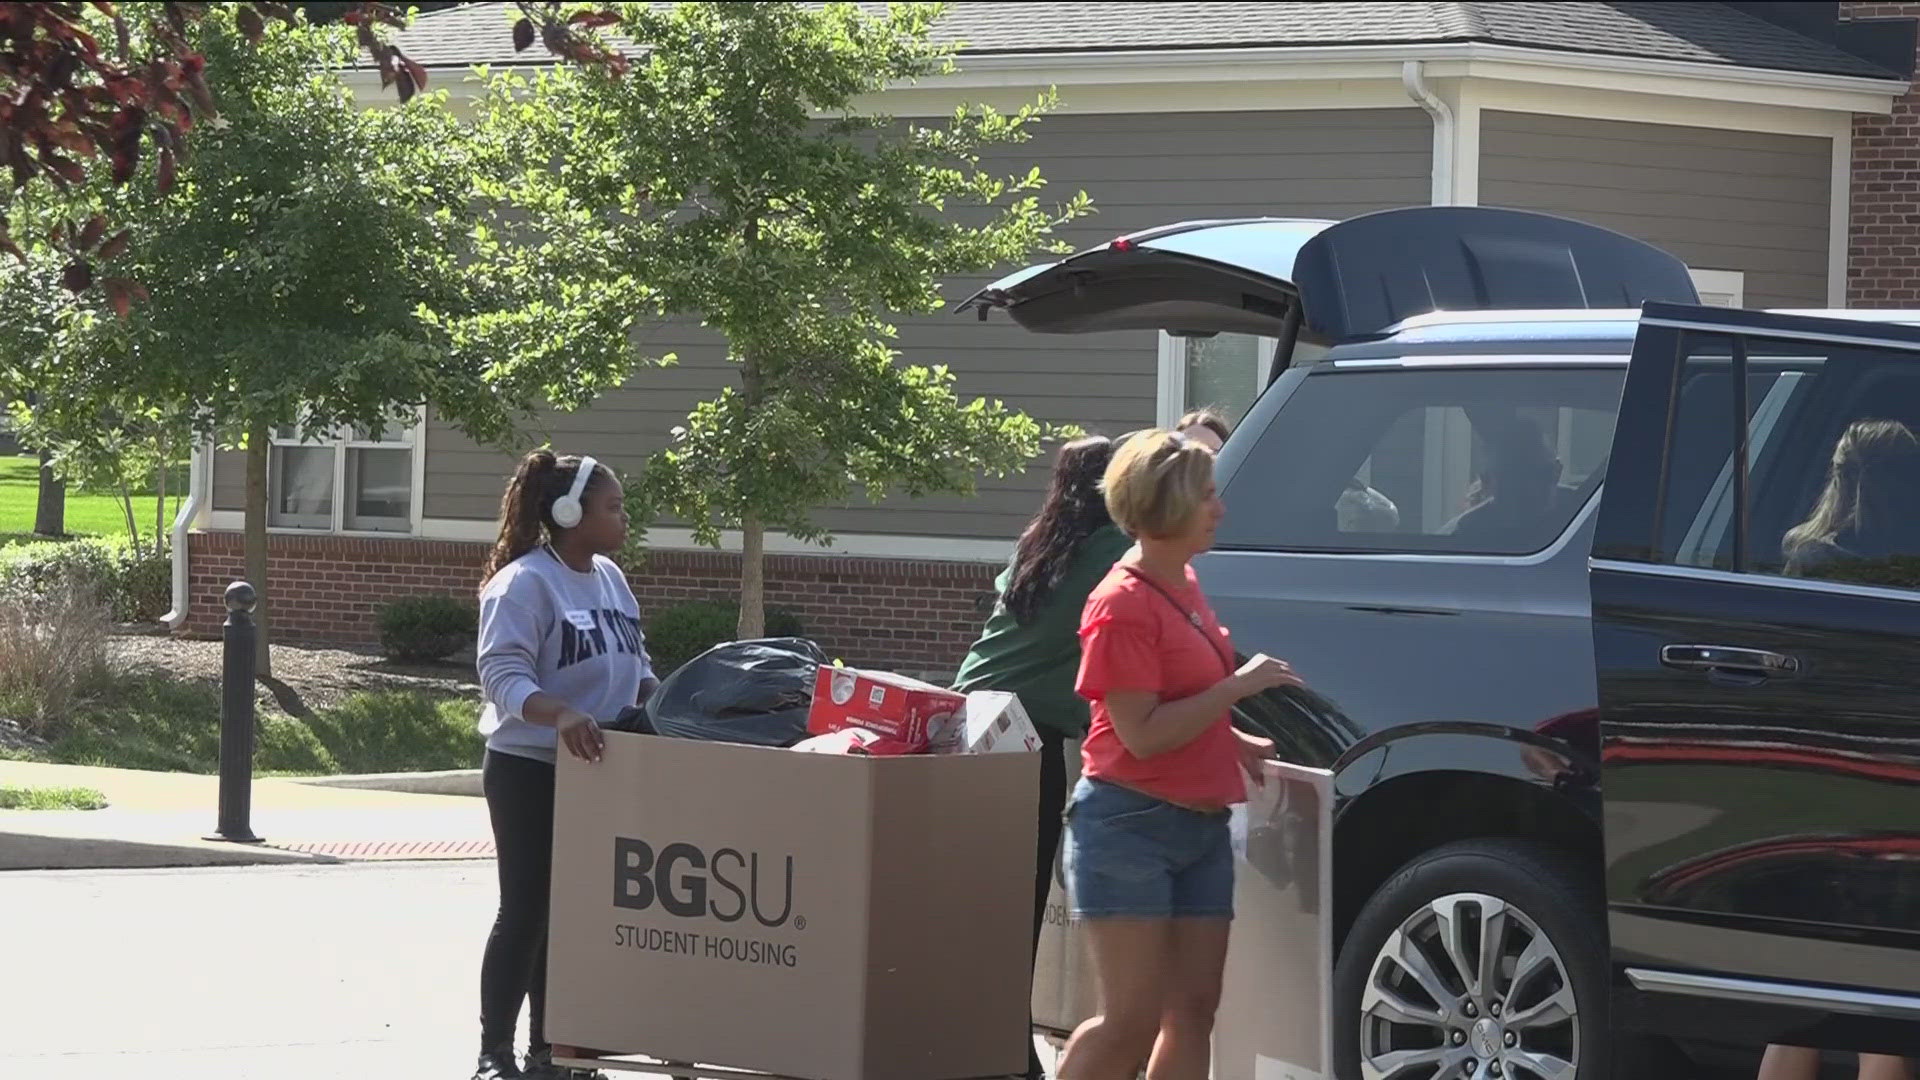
[641,637,827,747]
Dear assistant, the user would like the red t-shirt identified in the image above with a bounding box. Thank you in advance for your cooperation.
[1075,563,1245,809]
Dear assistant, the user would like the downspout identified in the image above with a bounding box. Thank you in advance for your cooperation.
[162,443,207,630]
[1402,60,1456,205]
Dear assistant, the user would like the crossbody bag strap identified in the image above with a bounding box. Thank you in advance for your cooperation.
[1120,566,1234,678]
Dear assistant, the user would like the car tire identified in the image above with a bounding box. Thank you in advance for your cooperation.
[1332,839,1609,1080]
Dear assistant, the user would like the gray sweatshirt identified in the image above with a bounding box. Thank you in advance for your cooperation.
[476,547,653,763]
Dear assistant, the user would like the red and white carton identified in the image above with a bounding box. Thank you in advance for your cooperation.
[808,666,966,751]
[939,691,1044,755]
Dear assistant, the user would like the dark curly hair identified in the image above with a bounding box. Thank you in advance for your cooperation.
[1002,436,1117,624]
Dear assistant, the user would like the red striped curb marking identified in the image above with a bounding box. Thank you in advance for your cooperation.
[266,839,495,859]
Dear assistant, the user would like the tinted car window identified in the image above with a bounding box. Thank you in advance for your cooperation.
[1656,334,1920,591]
[1217,367,1625,555]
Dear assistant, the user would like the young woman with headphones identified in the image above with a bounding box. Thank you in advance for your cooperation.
[472,450,657,1080]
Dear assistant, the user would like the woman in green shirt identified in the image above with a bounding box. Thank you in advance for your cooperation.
[953,434,1134,1080]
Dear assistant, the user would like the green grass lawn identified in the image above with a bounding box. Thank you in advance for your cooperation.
[0,785,108,810]
[0,455,186,545]
[1,672,483,776]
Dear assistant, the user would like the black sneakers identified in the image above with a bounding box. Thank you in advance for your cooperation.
[471,1049,525,1080]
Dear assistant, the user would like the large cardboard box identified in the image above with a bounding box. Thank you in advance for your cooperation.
[546,731,1039,1080]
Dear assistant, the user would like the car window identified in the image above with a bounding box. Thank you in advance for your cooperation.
[1216,367,1626,555]
[1656,333,1920,591]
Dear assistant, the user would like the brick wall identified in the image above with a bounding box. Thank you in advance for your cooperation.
[184,531,999,679]
[1845,2,1920,306]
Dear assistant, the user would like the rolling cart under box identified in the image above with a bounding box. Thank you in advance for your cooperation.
[545,730,1039,1080]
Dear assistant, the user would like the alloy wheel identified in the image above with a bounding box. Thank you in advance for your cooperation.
[1358,892,1579,1080]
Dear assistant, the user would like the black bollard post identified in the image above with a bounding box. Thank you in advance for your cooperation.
[209,581,263,844]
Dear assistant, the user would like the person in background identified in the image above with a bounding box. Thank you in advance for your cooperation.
[1784,418,1920,576]
[472,450,657,1080]
[1177,409,1232,454]
[1758,1046,1911,1080]
[1057,430,1301,1080]
[953,435,1134,1080]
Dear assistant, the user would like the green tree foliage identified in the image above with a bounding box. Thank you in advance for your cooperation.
[0,10,655,670]
[466,1,1091,636]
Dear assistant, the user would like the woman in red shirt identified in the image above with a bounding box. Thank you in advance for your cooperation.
[1057,429,1301,1080]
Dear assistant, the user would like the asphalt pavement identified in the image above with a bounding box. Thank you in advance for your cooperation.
[5,860,1058,1080]
[6,861,562,1079]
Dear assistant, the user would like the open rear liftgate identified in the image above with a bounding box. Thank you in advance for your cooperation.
[560,752,1335,1080]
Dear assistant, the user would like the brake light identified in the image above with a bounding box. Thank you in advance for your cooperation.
[1109,237,1136,252]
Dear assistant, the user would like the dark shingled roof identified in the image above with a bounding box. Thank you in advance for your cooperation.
[387,2,1905,80]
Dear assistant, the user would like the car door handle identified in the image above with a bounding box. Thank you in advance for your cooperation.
[1661,645,1801,676]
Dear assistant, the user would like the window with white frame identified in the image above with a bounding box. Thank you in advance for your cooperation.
[1157,332,1328,431]
[1688,268,1745,309]
[268,416,419,533]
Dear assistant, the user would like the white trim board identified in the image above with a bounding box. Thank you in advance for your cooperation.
[345,40,1904,119]
[201,510,1016,564]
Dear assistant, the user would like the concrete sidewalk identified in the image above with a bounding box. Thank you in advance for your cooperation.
[0,760,494,870]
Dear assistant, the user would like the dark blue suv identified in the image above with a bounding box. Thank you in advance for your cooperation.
[968,207,1920,1079]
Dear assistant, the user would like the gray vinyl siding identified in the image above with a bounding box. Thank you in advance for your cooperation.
[1478,111,1831,309]
[424,108,1432,540]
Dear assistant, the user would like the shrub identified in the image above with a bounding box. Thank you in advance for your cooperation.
[0,785,108,810]
[0,537,171,623]
[644,600,805,676]
[0,582,112,739]
[377,594,478,663]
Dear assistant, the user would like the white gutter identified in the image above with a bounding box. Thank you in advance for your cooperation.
[347,40,1907,112]
[1402,60,1455,206]
[162,444,207,630]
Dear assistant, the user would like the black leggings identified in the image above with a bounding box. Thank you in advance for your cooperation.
[1028,727,1070,1079]
[480,749,556,1054]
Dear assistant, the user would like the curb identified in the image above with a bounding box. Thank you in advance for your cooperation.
[292,769,483,797]
[0,828,340,871]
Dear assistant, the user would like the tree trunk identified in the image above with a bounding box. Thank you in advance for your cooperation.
[245,420,273,678]
[737,513,766,641]
[736,340,768,642]
[118,476,139,549]
[33,448,65,537]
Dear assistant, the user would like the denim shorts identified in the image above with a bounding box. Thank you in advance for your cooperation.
[1063,777,1234,920]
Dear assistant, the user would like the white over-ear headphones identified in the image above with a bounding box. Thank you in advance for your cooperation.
[548,455,599,530]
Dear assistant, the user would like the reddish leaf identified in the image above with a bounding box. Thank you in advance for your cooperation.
[402,54,428,93]
[108,141,136,184]
[568,10,621,29]
[0,231,23,264]
[99,228,131,261]
[79,212,105,249]
[156,146,175,193]
[235,5,264,41]
[50,154,87,184]
[394,65,416,104]
[105,277,131,319]
[61,260,93,293]
[185,69,215,115]
[512,17,535,51]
